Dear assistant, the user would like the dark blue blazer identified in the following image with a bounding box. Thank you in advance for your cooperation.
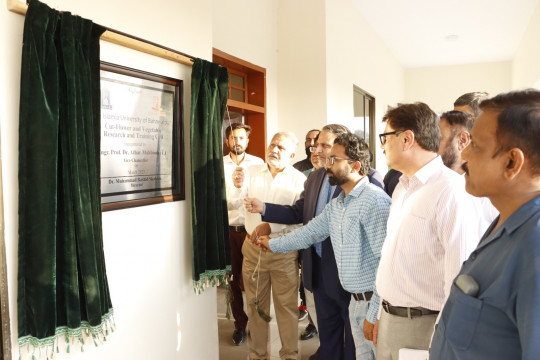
[262,167,349,301]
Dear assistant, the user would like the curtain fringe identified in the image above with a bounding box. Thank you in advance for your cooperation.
[192,266,232,294]
[18,309,115,359]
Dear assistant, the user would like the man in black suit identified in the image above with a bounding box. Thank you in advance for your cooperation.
[294,129,321,172]
[245,124,355,360]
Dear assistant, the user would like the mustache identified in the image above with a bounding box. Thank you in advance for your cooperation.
[325,169,334,176]
[462,162,469,174]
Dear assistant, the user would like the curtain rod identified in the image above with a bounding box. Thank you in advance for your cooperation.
[7,0,195,66]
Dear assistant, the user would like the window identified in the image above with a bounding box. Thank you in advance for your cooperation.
[353,85,376,166]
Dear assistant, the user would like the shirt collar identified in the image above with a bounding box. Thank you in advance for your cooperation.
[339,176,369,201]
[224,153,234,164]
[412,155,444,184]
[400,155,444,188]
[478,194,540,249]
[226,152,249,166]
[259,163,295,175]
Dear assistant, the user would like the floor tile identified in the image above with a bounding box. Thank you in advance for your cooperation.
[217,286,319,360]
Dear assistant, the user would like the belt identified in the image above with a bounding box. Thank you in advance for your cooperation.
[229,225,246,232]
[382,300,439,318]
[352,291,373,301]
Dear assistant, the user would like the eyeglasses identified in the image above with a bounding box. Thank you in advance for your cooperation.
[325,156,355,165]
[379,130,405,145]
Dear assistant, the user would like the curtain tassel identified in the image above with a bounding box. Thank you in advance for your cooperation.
[224,281,232,320]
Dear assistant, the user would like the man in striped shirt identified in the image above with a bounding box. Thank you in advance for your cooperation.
[256,134,391,360]
[374,103,481,360]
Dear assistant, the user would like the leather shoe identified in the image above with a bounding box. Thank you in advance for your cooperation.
[300,323,317,340]
[232,327,245,345]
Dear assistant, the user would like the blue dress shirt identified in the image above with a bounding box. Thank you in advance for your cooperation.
[430,195,540,359]
[269,177,391,323]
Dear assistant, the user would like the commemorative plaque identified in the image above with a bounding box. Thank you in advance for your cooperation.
[100,62,184,210]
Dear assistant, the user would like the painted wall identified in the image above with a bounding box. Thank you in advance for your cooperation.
[212,0,280,145]
[0,1,218,359]
[276,0,328,162]
[512,0,540,89]
[404,61,512,114]
[1,0,534,359]
[325,0,406,173]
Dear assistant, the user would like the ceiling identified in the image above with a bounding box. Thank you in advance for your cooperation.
[352,0,540,68]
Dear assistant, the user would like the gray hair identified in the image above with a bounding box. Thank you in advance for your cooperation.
[322,124,350,137]
[273,131,299,146]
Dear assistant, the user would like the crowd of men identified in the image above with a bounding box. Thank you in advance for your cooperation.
[222,88,540,360]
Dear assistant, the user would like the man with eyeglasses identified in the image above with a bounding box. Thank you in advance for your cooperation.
[254,133,391,360]
[244,124,359,360]
[294,129,321,172]
[373,103,480,360]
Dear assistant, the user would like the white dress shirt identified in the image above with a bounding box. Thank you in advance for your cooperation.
[241,163,306,236]
[463,174,499,248]
[223,153,264,226]
[376,156,482,312]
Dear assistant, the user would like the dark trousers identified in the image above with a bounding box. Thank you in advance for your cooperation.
[229,229,248,329]
[312,255,356,360]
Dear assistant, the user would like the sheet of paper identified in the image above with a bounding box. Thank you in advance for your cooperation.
[398,348,429,360]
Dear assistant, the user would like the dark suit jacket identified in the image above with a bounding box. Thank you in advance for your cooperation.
[293,157,313,172]
[262,167,349,301]
[368,167,385,191]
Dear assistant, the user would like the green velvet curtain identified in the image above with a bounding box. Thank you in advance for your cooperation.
[190,59,231,292]
[18,0,114,353]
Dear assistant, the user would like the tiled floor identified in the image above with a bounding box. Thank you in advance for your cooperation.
[216,286,319,360]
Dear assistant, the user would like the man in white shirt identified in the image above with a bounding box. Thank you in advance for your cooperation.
[373,103,480,360]
[236,132,306,360]
[223,123,264,346]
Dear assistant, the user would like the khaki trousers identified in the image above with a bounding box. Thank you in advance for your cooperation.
[242,238,299,360]
[376,308,437,360]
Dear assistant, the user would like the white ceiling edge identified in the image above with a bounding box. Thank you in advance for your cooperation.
[352,0,540,68]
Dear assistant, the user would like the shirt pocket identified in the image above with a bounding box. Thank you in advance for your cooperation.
[441,282,483,350]
[398,213,429,255]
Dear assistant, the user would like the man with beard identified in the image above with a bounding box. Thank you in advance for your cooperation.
[245,124,357,360]
[223,122,264,346]
[438,110,475,174]
[294,129,321,172]
[438,111,498,247]
[237,132,306,360]
[254,133,391,360]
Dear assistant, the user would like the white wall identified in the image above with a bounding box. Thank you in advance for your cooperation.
[212,0,280,145]
[325,0,405,172]
[1,0,218,359]
[404,61,512,114]
[512,0,540,89]
[277,0,328,161]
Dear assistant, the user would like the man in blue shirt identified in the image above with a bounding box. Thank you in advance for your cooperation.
[255,133,391,360]
[430,89,540,359]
